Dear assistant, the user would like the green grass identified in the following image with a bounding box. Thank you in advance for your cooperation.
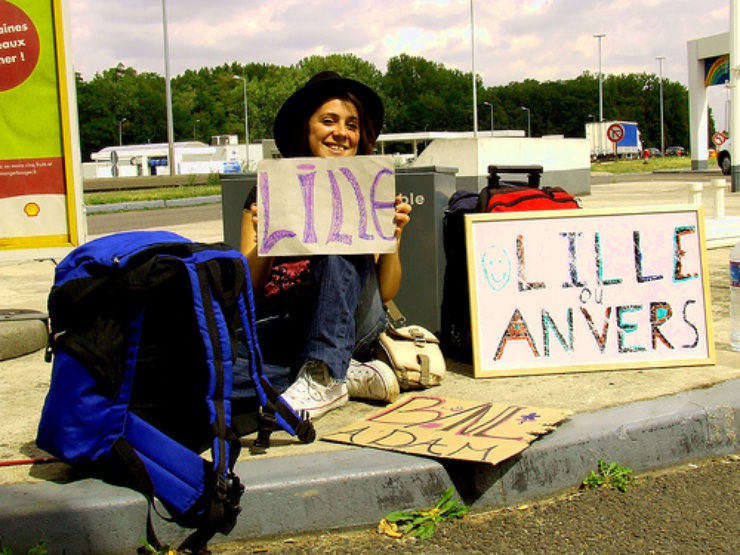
[84,184,222,206]
[379,487,469,540]
[0,541,47,555]
[582,460,636,492]
[590,155,700,174]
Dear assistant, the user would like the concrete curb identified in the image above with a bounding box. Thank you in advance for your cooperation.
[2,378,738,554]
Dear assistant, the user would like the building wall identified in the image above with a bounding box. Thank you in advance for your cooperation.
[414,137,591,195]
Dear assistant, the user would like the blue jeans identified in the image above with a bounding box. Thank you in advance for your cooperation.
[302,254,387,379]
[237,254,387,390]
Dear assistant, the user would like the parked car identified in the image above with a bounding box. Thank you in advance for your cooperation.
[718,139,731,175]
[646,147,662,157]
[665,146,686,157]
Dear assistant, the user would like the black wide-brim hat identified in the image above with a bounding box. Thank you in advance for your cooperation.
[273,71,384,157]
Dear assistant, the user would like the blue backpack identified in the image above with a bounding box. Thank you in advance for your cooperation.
[36,231,315,552]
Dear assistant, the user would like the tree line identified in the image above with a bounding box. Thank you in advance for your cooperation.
[76,52,708,162]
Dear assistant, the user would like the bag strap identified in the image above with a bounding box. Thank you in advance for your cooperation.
[418,353,431,387]
[113,438,170,554]
[115,432,243,555]
[385,300,406,329]
[233,256,316,448]
[196,262,238,473]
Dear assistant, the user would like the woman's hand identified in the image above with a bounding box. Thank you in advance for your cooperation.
[375,195,411,303]
[240,203,275,289]
[393,195,412,239]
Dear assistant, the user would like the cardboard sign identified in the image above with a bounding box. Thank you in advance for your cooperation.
[465,206,715,378]
[256,156,397,256]
[323,394,571,465]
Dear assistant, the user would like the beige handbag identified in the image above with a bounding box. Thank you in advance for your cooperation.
[376,302,446,390]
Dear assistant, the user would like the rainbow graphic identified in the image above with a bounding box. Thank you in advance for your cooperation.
[705,55,729,87]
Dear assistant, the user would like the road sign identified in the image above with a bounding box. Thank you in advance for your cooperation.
[607,123,625,144]
[713,132,727,147]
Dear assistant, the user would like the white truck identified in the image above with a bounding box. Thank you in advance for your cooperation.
[718,139,731,175]
[585,121,643,160]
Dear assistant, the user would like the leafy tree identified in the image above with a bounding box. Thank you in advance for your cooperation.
[382,54,474,135]
[74,56,698,159]
[76,64,167,161]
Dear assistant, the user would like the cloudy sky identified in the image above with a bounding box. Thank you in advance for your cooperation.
[66,0,731,122]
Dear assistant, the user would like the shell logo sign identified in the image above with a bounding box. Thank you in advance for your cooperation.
[0,0,84,260]
[23,202,41,217]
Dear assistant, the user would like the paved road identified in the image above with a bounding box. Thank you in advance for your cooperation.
[86,202,222,236]
[590,167,726,184]
[86,170,728,236]
[211,455,740,555]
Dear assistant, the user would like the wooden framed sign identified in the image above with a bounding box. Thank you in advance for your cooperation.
[465,206,715,378]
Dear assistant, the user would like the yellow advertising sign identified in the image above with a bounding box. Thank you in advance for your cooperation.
[0,0,84,258]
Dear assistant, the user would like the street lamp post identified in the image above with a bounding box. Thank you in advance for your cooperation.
[118,117,126,146]
[521,106,531,138]
[483,101,494,135]
[594,33,606,122]
[726,81,731,133]
[161,0,176,176]
[656,56,666,155]
[193,119,200,140]
[470,0,478,138]
[234,75,250,170]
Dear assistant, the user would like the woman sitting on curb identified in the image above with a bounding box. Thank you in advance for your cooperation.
[239,71,412,420]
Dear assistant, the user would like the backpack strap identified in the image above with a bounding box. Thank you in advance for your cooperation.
[118,415,244,554]
[112,438,171,553]
[196,259,240,467]
[232,256,316,447]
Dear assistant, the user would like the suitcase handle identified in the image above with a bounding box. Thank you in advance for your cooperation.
[487,165,543,189]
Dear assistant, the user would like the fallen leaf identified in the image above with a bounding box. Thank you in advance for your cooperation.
[378,518,403,538]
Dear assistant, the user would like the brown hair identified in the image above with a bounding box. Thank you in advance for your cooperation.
[291,91,377,158]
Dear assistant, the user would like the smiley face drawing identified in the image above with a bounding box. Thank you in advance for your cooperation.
[481,245,511,291]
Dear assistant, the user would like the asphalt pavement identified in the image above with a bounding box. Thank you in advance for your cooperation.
[1,171,739,554]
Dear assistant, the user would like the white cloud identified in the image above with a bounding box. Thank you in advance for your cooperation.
[64,0,730,119]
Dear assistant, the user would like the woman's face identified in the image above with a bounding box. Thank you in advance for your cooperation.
[307,98,360,157]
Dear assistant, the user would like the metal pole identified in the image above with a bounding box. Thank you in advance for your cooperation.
[234,76,250,170]
[162,0,176,176]
[732,0,740,192]
[657,56,665,155]
[594,33,606,122]
[521,106,530,137]
[726,82,731,133]
[484,101,494,134]
[118,117,126,146]
[470,0,478,137]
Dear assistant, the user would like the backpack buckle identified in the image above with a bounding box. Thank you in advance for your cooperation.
[295,413,316,444]
[253,407,277,451]
[214,472,244,535]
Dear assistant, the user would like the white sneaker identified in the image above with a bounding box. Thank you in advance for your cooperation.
[347,359,400,403]
[281,359,348,420]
